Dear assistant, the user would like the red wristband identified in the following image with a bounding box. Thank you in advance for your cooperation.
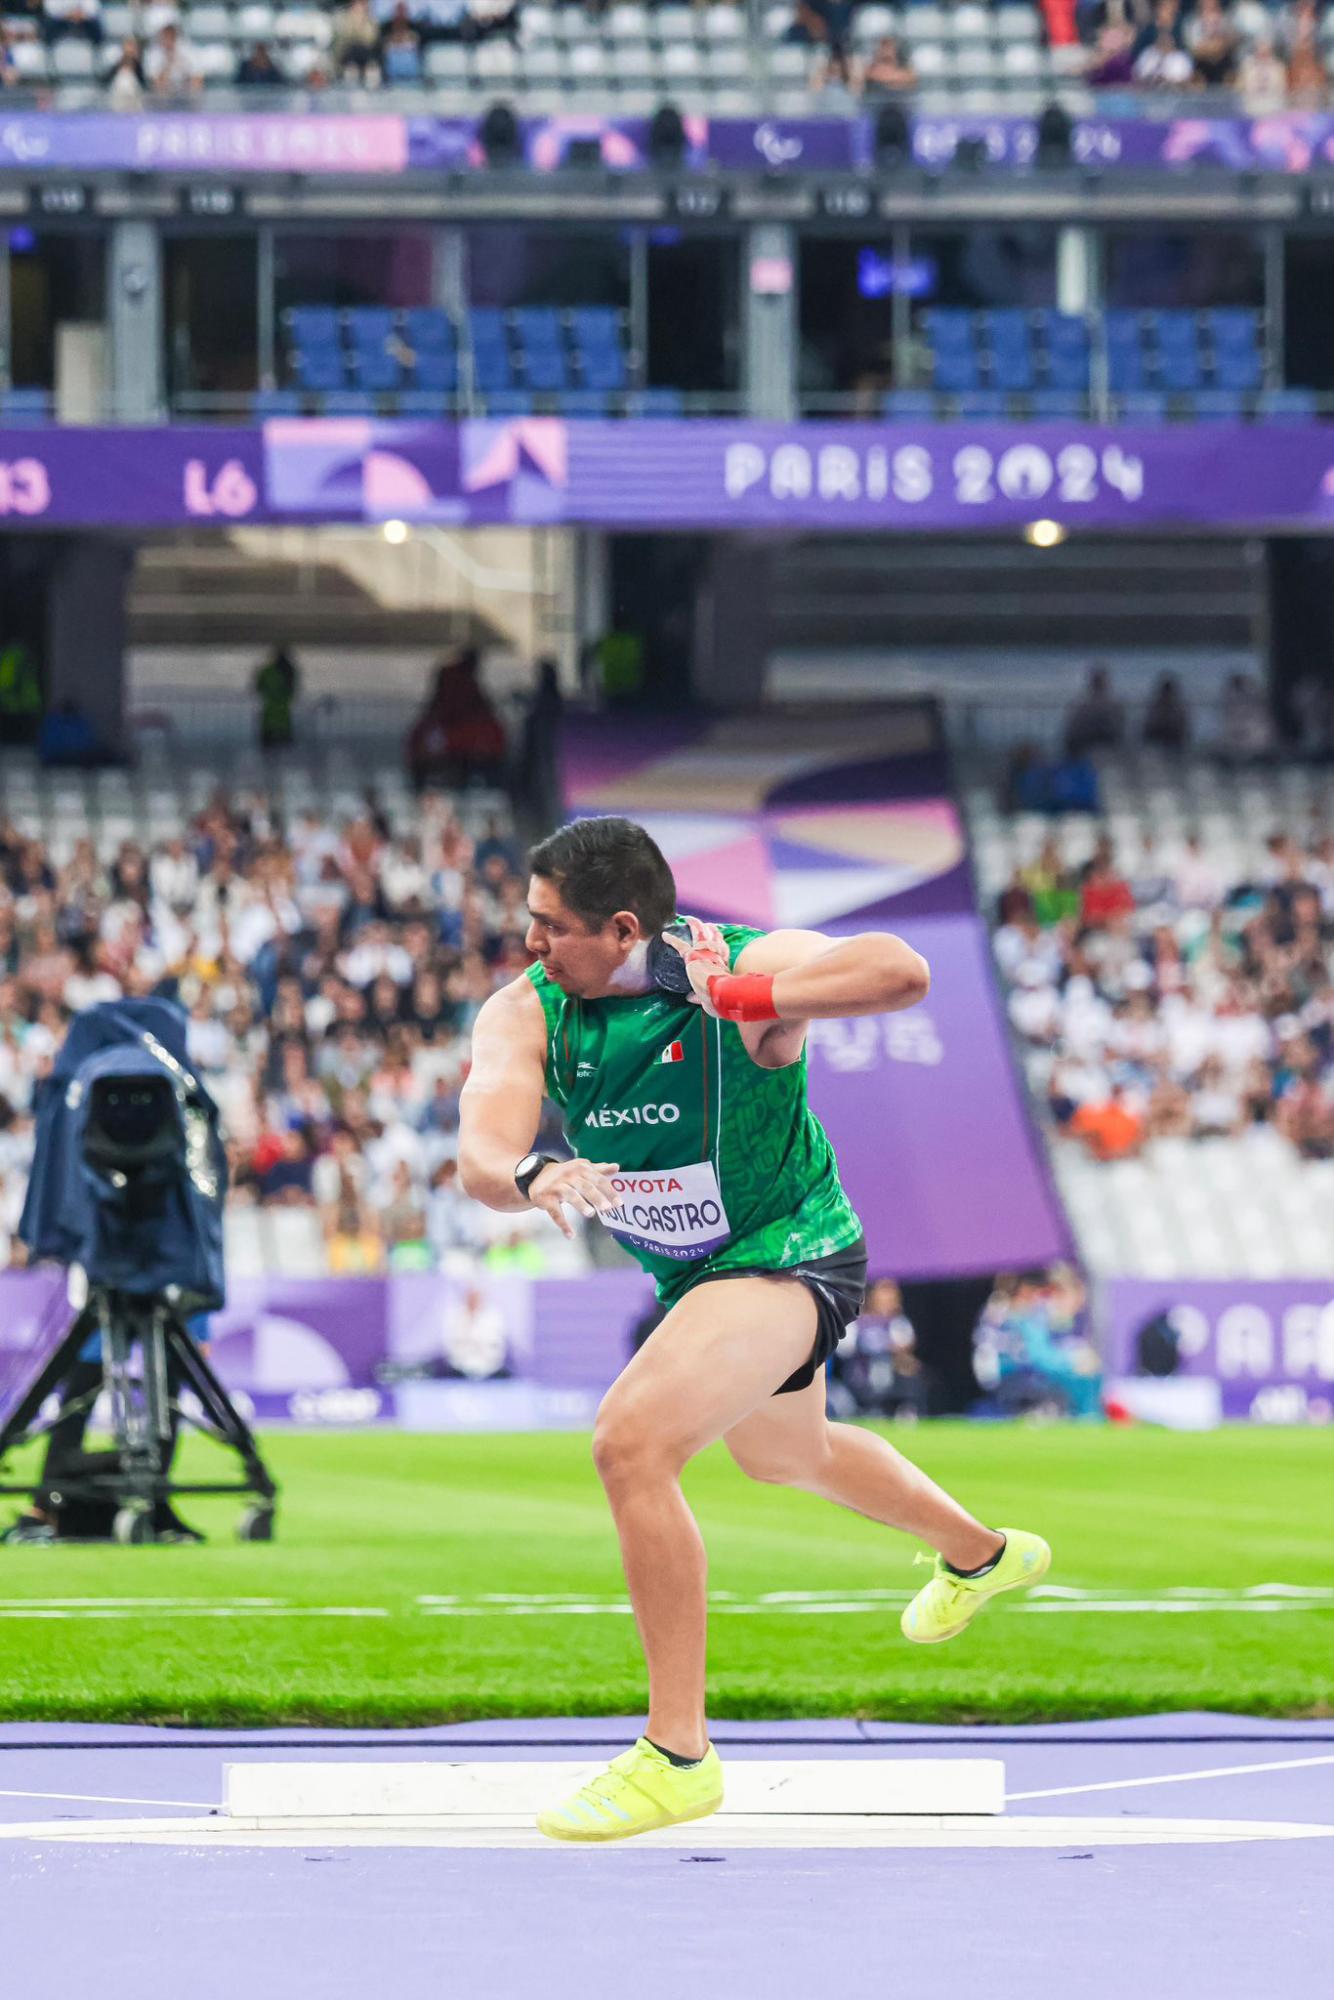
[706,972,779,1022]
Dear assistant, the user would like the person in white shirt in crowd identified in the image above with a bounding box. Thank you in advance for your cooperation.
[1174,832,1225,911]
[1133,19,1194,83]
[1191,1054,1244,1136]
[145,18,201,92]
[1236,27,1288,110]
[62,941,123,1015]
[150,837,199,916]
[379,835,431,915]
[441,1280,510,1379]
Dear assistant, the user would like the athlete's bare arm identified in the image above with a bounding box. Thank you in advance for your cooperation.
[667,923,929,1069]
[738,927,930,1066]
[457,977,622,1239]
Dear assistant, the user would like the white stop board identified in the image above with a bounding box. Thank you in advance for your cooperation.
[224,1758,1007,1822]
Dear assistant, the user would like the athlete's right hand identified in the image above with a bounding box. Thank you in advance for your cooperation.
[528,1158,622,1239]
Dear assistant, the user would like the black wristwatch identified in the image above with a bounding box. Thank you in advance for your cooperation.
[514,1152,557,1201]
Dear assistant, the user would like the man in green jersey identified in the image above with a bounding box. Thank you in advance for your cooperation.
[459,816,1051,1842]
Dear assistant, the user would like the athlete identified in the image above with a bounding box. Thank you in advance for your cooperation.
[458,816,1051,1843]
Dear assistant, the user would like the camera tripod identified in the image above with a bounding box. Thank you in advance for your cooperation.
[0,1288,278,1544]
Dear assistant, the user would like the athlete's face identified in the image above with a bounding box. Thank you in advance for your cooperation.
[525,876,643,998]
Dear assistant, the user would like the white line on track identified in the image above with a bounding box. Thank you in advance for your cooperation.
[0,1607,388,1620]
[0,1788,214,1809]
[1008,1754,1334,1802]
[1,1585,1331,1621]
[2,1813,1331,1850]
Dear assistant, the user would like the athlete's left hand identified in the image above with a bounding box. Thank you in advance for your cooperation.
[661,915,729,1017]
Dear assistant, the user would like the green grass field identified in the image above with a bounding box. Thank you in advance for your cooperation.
[0,1423,1331,1726]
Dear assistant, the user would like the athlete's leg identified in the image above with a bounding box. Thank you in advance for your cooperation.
[724,1373,1004,1571]
[591,1276,820,1761]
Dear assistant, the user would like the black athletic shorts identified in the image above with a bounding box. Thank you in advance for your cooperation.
[700,1235,869,1397]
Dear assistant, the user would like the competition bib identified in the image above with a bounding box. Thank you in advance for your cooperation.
[598,1161,731,1263]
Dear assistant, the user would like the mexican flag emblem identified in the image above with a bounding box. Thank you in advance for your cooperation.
[659,1040,685,1064]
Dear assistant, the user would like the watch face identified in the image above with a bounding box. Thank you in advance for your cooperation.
[516,1154,540,1179]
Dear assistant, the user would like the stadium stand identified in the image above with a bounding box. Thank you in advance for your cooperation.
[0,747,590,1279]
[2,0,1329,107]
[971,753,1334,1278]
[273,303,632,416]
[902,307,1288,423]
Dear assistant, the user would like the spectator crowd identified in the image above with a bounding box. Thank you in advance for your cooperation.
[0,783,586,1277]
[1,0,1326,108]
[995,817,1334,1161]
[1078,0,1329,107]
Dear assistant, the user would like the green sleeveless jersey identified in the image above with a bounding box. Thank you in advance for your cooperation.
[526,923,862,1306]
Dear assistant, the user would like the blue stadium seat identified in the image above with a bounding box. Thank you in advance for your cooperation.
[1188,391,1245,421]
[1037,308,1086,343]
[344,307,396,348]
[468,308,509,349]
[513,307,564,350]
[252,389,303,418]
[1213,345,1261,392]
[413,348,459,393]
[1043,313,1091,392]
[349,350,401,393]
[320,389,377,413]
[469,309,513,391]
[630,388,685,418]
[570,306,622,350]
[396,390,448,416]
[957,390,1009,419]
[1046,347,1091,392]
[286,306,340,350]
[1119,393,1168,422]
[579,347,627,392]
[402,308,455,353]
[292,348,347,393]
[982,309,1030,347]
[932,347,981,392]
[990,342,1035,392]
[1029,391,1085,421]
[558,390,610,418]
[521,344,570,392]
[1157,349,1204,393]
[483,391,535,416]
[1257,388,1317,422]
[1106,313,1146,393]
[471,346,515,393]
[1205,308,1261,350]
[1152,312,1203,392]
[0,387,53,424]
[923,308,974,348]
[882,390,939,419]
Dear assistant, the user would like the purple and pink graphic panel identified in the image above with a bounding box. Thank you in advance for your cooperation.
[3,421,1334,531]
[1103,1279,1334,1423]
[6,110,1334,176]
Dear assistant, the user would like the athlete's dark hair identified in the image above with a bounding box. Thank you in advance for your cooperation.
[528,817,676,935]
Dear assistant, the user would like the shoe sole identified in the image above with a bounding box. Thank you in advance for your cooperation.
[537,1795,724,1843]
[901,1542,1052,1645]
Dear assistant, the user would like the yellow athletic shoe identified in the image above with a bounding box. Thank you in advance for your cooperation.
[900,1527,1051,1645]
[536,1737,724,1843]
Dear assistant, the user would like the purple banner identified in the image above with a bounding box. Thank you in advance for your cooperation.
[1103,1279,1334,1424]
[3,419,1334,531]
[5,110,1334,177]
[0,1270,652,1430]
[808,913,1071,1279]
